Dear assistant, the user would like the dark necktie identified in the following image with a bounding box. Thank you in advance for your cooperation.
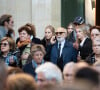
[58,43,61,58]
[57,43,63,71]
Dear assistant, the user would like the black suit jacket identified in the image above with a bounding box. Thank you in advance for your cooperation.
[79,38,93,59]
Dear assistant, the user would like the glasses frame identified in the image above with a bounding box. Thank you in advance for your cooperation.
[0,43,9,46]
[55,32,65,35]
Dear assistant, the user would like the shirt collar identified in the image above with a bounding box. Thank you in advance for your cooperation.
[80,37,88,47]
[32,59,44,68]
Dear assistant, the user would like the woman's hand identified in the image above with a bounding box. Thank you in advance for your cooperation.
[73,41,79,50]
[9,56,15,64]
[50,36,56,44]
[21,52,29,60]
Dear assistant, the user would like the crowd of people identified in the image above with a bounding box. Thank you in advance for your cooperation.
[0,14,100,90]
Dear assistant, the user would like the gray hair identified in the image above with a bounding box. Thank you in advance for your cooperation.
[35,62,62,82]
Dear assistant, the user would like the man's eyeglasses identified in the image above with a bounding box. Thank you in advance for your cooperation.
[0,43,9,46]
[55,32,65,35]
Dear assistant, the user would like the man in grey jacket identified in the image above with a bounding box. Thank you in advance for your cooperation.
[0,14,14,41]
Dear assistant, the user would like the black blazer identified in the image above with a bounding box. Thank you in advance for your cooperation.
[41,38,53,61]
[79,38,93,60]
[23,62,36,77]
[32,37,41,44]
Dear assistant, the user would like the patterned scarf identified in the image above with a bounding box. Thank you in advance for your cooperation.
[17,39,31,48]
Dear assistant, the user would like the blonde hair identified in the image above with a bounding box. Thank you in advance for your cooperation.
[45,25,55,35]
[76,24,90,37]
[7,67,23,75]
[6,73,37,90]
[31,44,46,56]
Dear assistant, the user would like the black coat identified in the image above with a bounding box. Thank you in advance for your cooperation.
[23,62,36,77]
[86,53,95,65]
[41,38,53,61]
[32,37,41,44]
[79,38,93,60]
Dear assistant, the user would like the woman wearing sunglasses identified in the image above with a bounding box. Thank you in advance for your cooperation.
[0,37,18,67]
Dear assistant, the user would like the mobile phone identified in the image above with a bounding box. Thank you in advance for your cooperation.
[53,36,56,41]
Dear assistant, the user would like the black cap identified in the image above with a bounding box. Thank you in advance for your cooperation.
[73,16,85,25]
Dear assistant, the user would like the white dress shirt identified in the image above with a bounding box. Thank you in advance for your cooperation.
[80,37,88,47]
[58,39,65,56]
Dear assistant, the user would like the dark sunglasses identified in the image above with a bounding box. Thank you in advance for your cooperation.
[55,32,65,35]
[0,43,9,46]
